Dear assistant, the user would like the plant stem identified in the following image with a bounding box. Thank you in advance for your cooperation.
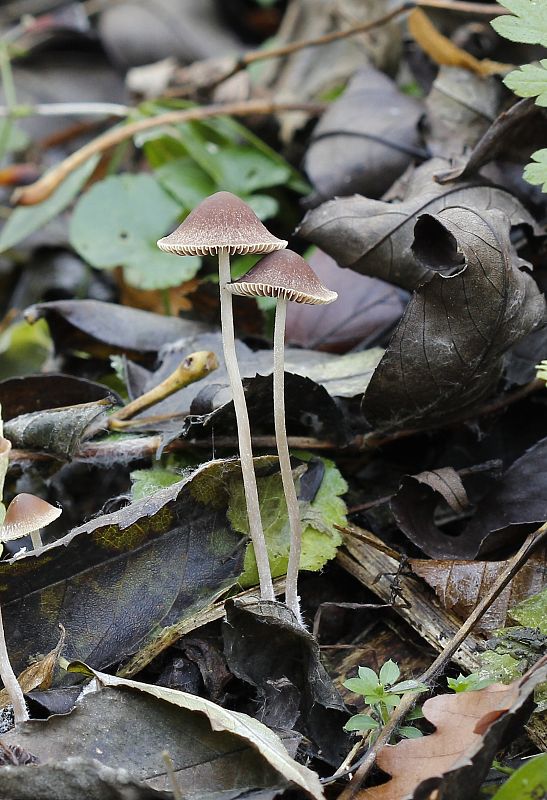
[218,248,274,601]
[0,604,28,723]
[0,43,16,164]
[273,298,303,623]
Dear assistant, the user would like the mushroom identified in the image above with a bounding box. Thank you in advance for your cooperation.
[2,493,62,551]
[227,249,337,623]
[0,493,61,724]
[158,192,287,601]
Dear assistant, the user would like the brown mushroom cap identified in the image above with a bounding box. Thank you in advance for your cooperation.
[1,493,62,542]
[226,249,338,305]
[157,191,287,256]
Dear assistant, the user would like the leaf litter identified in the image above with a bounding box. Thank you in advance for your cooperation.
[0,3,546,799]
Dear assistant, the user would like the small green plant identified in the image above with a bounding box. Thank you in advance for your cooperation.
[491,1,547,191]
[446,672,496,693]
[343,660,427,741]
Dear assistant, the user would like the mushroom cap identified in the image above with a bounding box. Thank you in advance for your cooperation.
[157,191,287,256]
[226,249,338,305]
[1,493,62,542]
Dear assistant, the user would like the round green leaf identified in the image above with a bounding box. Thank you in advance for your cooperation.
[379,660,400,686]
[70,174,198,289]
[491,754,547,800]
[344,714,379,733]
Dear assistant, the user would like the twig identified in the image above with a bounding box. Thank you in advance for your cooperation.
[337,523,547,800]
[0,102,131,118]
[12,99,324,206]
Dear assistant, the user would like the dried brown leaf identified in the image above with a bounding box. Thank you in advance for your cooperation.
[0,626,65,710]
[359,659,547,799]
[409,550,547,635]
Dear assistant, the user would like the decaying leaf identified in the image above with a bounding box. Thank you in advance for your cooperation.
[359,658,547,799]
[409,549,547,635]
[362,208,545,431]
[304,65,424,205]
[392,438,547,558]
[0,374,121,421]
[0,758,169,800]
[223,598,350,766]
[3,666,324,799]
[0,626,65,711]
[298,158,536,290]
[25,299,211,360]
[4,400,112,459]
[0,459,249,675]
[285,250,405,353]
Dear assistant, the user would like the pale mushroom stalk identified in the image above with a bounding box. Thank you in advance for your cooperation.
[218,248,275,600]
[227,249,337,624]
[273,297,303,621]
[0,606,28,723]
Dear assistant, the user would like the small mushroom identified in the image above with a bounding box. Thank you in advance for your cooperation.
[158,192,287,602]
[227,249,337,623]
[0,494,61,724]
[2,493,62,551]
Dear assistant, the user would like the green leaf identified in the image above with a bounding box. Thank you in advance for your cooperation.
[343,677,378,696]
[155,156,216,211]
[504,60,547,105]
[492,755,547,800]
[0,120,30,154]
[523,148,547,191]
[405,706,424,720]
[130,468,183,501]
[382,694,401,709]
[398,726,423,739]
[491,1,547,46]
[0,157,99,253]
[244,193,279,220]
[447,672,496,693]
[344,714,379,732]
[379,660,400,686]
[213,144,291,194]
[0,318,51,379]
[69,173,201,290]
[358,666,380,686]
[236,456,346,588]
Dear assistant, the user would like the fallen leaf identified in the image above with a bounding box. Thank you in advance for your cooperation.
[304,65,425,205]
[24,299,211,360]
[4,400,112,459]
[358,659,547,799]
[0,758,169,800]
[362,208,545,431]
[408,8,510,77]
[297,158,536,290]
[0,374,120,421]
[434,99,547,184]
[0,459,249,675]
[3,668,325,799]
[409,549,547,635]
[223,597,350,766]
[285,250,406,353]
[0,627,65,711]
[392,438,547,558]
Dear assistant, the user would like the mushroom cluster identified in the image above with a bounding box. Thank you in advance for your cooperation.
[0,489,62,723]
[158,193,336,623]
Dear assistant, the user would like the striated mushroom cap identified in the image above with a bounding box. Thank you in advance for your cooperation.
[157,191,287,256]
[1,493,62,542]
[226,249,338,305]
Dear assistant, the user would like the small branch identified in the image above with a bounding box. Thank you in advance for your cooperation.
[0,102,131,118]
[338,523,547,800]
[12,99,324,206]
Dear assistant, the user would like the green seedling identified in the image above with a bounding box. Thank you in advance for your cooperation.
[446,672,496,693]
[343,659,427,741]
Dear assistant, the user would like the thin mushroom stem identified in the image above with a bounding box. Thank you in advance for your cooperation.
[30,530,42,550]
[273,298,303,624]
[218,248,275,601]
[0,604,28,723]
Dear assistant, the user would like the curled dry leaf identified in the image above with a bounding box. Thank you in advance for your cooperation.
[298,158,536,291]
[304,65,424,205]
[0,374,121,421]
[0,626,65,711]
[392,437,547,559]
[362,208,545,431]
[409,548,547,635]
[358,658,547,799]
